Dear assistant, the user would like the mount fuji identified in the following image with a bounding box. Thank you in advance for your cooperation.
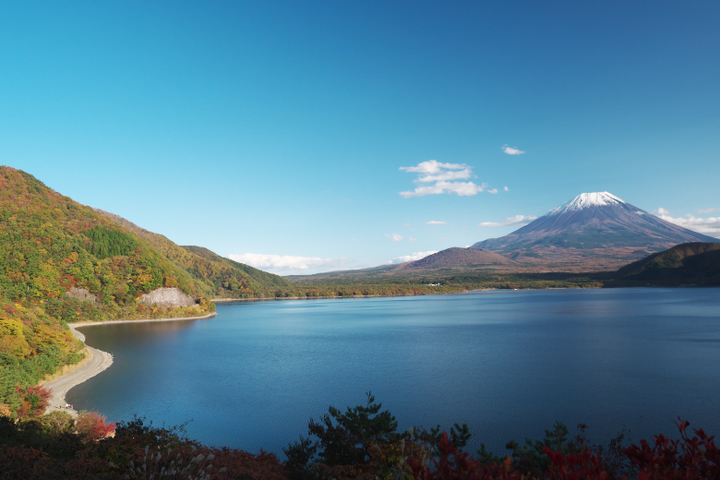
[471,192,718,270]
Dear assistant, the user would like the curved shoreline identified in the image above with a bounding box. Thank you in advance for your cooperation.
[42,312,217,417]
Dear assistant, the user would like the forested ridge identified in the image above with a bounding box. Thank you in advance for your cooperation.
[95,209,292,298]
[0,166,214,418]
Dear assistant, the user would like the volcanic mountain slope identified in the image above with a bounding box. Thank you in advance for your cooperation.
[471,192,718,270]
[401,247,518,269]
[611,242,720,286]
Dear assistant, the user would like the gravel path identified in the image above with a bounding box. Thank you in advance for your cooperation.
[42,312,216,417]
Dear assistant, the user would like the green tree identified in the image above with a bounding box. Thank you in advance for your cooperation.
[284,392,401,478]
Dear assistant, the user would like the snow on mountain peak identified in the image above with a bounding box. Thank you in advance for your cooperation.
[551,192,626,214]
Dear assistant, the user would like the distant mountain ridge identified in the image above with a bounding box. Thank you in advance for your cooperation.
[471,192,717,270]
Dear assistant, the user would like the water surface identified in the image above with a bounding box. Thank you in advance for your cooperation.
[69,288,720,456]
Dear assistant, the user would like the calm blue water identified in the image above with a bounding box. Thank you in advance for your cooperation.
[68,288,720,457]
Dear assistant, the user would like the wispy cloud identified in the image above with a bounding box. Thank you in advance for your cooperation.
[426,220,446,225]
[409,237,416,242]
[389,251,438,264]
[502,145,525,155]
[385,233,403,242]
[504,186,509,191]
[653,209,720,237]
[227,253,350,275]
[488,188,498,194]
[399,160,488,198]
[479,214,538,227]
[699,208,718,214]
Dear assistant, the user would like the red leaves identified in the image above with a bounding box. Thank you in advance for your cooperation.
[75,411,117,444]
[0,445,52,479]
[2,303,19,316]
[543,447,609,480]
[15,385,51,419]
[408,420,719,480]
[623,418,720,480]
[407,432,522,480]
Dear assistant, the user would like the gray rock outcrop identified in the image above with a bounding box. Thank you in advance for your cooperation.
[65,287,98,305]
[138,287,196,308]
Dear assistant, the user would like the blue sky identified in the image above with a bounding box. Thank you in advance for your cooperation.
[2,1,719,274]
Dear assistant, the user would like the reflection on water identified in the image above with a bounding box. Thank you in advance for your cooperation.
[68,288,720,457]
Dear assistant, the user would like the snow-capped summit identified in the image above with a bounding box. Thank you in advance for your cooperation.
[470,191,718,269]
[551,192,626,214]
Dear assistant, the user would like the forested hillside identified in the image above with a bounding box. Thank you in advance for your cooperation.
[0,166,214,418]
[96,210,291,298]
[610,242,720,286]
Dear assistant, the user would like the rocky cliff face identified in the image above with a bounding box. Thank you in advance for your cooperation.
[138,287,197,308]
[65,287,98,305]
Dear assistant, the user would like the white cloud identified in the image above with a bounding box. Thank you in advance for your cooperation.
[409,237,416,242]
[653,209,720,237]
[348,238,357,241]
[389,250,438,264]
[417,170,473,183]
[400,180,486,198]
[699,208,718,214]
[479,214,538,227]
[504,186,509,191]
[502,145,525,155]
[399,160,492,198]
[227,253,350,275]
[385,233,403,242]
[488,188,498,194]
[399,160,466,174]
[426,220,446,225]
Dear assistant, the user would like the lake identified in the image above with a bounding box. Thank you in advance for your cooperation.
[68,287,720,457]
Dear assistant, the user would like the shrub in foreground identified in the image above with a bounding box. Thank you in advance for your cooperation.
[75,410,116,444]
[1,397,718,480]
[407,417,719,480]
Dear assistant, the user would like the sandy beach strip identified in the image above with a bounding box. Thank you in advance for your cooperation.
[42,312,217,417]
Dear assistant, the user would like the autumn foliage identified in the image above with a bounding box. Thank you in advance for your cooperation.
[405,418,719,480]
[0,167,222,418]
[1,408,719,480]
[623,418,720,480]
[408,432,522,480]
[15,385,50,419]
[75,410,116,444]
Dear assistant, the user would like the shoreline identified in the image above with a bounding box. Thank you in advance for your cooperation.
[211,290,477,303]
[42,312,217,417]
